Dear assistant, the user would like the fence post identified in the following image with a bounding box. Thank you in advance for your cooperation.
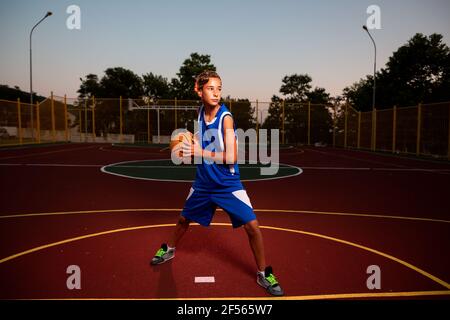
[357,111,361,149]
[332,104,336,148]
[392,106,397,154]
[84,96,88,142]
[282,100,285,145]
[36,102,41,143]
[92,96,96,142]
[416,103,422,156]
[448,103,450,160]
[51,91,55,142]
[307,101,311,145]
[256,99,259,144]
[64,95,68,142]
[78,105,82,141]
[344,104,348,148]
[147,107,151,144]
[120,96,123,143]
[174,97,177,130]
[17,98,22,144]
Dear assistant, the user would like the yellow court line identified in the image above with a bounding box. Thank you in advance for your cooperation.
[165,290,450,300]
[0,208,448,224]
[255,209,450,224]
[0,223,449,290]
[257,224,450,290]
[27,290,450,300]
[0,224,174,264]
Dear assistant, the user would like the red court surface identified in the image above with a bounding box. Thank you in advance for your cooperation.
[0,143,449,300]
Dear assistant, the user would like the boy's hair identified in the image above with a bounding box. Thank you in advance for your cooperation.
[195,70,221,91]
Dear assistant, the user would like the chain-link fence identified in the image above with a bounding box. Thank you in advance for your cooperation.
[1,95,449,160]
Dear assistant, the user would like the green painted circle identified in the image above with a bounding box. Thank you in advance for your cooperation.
[101,159,302,182]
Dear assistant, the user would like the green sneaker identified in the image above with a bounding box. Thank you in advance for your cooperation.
[257,266,284,296]
[150,243,175,265]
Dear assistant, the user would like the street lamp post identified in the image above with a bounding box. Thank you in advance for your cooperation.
[30,11,52,140]
[362,25,376,111]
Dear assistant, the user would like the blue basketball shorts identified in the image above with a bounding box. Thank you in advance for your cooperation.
[181,187,257,228]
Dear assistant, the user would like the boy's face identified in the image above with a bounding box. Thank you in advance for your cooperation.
[196,77,222,107]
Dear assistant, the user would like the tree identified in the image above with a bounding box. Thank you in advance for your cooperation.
[264,75,333,144]
[76,68,143,137]
[98,67,143,98]
[223,96,255,130]
[77,74,101,98]
[171,53,216,99]
[0,84,46,103]
[343,33,450,110]
[142,73,171,99]
[262,95,283,130]
[342,77,374,110]
[279,74,312,101]
[306,87,330,104]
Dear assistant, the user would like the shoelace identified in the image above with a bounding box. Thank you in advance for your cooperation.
[266,273,278,286]
[155,248,166,257]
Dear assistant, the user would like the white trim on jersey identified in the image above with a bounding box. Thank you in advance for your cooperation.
[218,111,232,151]
[186,187,195,200]
[205,117,217,126]
[198,106,203,123]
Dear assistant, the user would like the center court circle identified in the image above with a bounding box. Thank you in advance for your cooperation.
[100,159,302,182]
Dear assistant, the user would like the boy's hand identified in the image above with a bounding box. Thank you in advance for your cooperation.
[181,135,201,158]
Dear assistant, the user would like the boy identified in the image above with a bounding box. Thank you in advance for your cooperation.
[150,70,284,296]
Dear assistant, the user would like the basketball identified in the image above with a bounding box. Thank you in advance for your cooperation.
[170,131,194,158]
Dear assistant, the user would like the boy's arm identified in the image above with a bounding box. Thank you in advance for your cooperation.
[187,115,237,164]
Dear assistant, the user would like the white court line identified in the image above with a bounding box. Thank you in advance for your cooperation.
[100,159,303,182]
[0,163,103,167]
[300,166,450,172]
[0,145,98,161]
[194,277,215,283]
[0,163,294,169]
[305,147,408,168]
[1,162,449,173]
[98,146,163,155]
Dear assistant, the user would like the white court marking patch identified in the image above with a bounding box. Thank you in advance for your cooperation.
[195,276,215,283]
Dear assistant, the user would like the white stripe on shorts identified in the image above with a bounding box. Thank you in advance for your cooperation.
[231,190,253,209]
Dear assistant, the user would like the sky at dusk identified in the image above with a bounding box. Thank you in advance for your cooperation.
[1,0,449,102]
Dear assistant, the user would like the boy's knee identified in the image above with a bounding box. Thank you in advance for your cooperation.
[244,220,259,235]
[178,216,190,226]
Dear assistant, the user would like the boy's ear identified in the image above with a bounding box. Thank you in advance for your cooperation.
[194,82,202,98]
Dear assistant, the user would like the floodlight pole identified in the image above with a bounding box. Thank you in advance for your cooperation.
[363,25,376,111]
[30,11,52,139]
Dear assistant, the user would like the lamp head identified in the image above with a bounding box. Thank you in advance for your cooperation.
[362,25,368,31]
[46,11,53,17]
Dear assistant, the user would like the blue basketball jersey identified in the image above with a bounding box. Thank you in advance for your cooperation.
[193,104,243,193]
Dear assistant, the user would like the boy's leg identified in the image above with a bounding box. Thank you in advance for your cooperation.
[244,219,284,296]
[151,216,190,265]
[168,216,190,248]
[244,219,266,271]
[152,187,214,266]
